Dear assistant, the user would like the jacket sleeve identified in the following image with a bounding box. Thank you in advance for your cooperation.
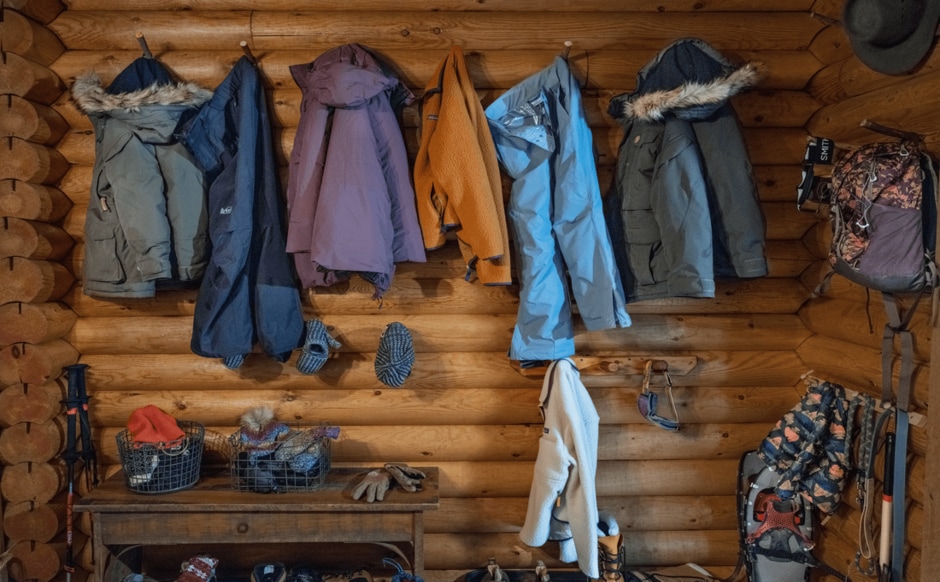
[101,133,173,281]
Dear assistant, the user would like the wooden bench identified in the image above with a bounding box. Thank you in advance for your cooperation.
[75,467,439,582]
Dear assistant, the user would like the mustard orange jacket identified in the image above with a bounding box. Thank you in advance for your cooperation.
[413,46,512,285]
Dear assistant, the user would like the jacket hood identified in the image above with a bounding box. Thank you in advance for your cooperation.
[291,43,414,110]
[609,38,763,122]
[71,72,213,115]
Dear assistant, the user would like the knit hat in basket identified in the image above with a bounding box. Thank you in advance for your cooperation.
[127,405,185,445]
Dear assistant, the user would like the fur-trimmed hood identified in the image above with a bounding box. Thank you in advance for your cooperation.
[609,38,763,122]
[71,72,212,116]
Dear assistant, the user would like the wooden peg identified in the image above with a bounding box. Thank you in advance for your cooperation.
[135,32,153,59]
[240,41,258,65]
[562,40,572,60]
[860,119,925,143]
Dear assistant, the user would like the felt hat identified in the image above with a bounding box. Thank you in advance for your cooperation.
[843,0,940,75]
[127,405,185,445]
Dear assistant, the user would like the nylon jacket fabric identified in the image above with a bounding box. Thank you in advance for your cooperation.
[71,58,212,298]
[286,44,426,299]
[414,46,511,285]
[179,56,304,363]
[520,358,601,578]
[486,57,631,361]
[605,38,768,303]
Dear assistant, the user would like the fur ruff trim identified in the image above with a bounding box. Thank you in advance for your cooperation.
[71,72,213,114]
[621,62,765,122]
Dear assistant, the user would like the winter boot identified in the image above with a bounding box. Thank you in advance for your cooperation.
[598,533,624,582]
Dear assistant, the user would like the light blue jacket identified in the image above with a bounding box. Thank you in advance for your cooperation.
[486,57,631,362]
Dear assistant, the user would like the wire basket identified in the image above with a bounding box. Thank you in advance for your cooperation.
[116,420,205,494]
[229,426,332,493]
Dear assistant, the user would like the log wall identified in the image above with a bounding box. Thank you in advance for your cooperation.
[1,0,936,581]
[0,2,88,582]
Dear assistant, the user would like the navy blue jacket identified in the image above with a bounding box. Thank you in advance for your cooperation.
[180,56,304,362]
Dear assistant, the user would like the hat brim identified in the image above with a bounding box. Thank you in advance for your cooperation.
[846,1,940,75]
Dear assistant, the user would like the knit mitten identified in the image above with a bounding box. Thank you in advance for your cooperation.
[296,319,341,374]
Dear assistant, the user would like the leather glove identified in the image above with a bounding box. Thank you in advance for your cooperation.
[384,463,426,492]
[352,469,390,502]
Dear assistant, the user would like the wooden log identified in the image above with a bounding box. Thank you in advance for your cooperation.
[0,95,68,145]
[799,293,932,361]
[422,530,740,570]
[732,89,820,128]
[839,49,940,99]
[765,239,815,278]
[7,539,62,582]
[257,11,821,52]
[0,138,69,184]
[806,22,852,66]
[0,339,80,388]
[48,48,820,96]
[3,0,65,23]
[0,9,65,65]
[806,57,849,105]
[427,494,737,535]
[65,313,810,355]
[3,498,66,543]
[77,350,806,393]
[0,381,64,427]
[95,421,767,465]
[0,461,64,504]
[49,11,823,52]
[0,302,77,346]
[0,257,75,305]
[48,11,253,51]
[806,71,940,145]
[306,277,808,316]
[61,273,804,320]
[62,0,816,12]
[0,419,64,465]
[796,335,931,411]
[0,180,72,222]
[86,385,794,432]
[0,217,74,260]
[0,52,64,104]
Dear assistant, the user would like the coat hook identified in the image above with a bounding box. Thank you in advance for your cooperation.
[240,40,258,65]
[135,32,153,59]
[562,40,573,61]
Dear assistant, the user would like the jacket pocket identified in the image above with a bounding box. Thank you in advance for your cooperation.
[84,231,126,283]
[624,209,661,286]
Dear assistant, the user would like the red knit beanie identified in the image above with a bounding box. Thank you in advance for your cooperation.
[127,405,185,445]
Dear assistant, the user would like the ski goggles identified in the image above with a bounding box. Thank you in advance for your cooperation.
[637,360,679,432]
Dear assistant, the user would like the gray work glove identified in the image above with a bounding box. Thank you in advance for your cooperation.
[352,469,390,502]
[384,463,426,493]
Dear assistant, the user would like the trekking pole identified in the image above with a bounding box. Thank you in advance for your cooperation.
[62,365,82,582]
[62,363,97,582]
[878,432,895,582]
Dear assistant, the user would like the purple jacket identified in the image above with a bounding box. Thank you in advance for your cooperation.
[286,44,426,298]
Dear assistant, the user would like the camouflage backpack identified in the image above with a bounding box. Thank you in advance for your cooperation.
[825,140,938,294]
